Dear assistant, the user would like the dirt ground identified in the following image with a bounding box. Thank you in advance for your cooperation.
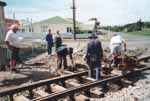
[0,33,150,90]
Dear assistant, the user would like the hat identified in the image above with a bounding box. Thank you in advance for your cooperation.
[88,34,98,39]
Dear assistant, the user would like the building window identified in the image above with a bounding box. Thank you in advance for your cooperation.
[67,27,72,33]
[70,27,72,32]
[21,29,25,32]
[67,27,69,32]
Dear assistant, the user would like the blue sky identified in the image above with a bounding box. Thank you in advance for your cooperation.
[4,0,150,25]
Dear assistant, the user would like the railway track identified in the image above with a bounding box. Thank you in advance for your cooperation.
[0,54,150,101]
[0,64,150,101]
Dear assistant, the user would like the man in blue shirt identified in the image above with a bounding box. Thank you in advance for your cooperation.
[46,29,53,56]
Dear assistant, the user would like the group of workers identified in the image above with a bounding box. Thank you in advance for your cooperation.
[4,24,73,73]
[4,24,127,81]
[46,29,73,71]
[86,33,126,80]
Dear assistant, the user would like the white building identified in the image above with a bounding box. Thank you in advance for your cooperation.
[20,16,93,34]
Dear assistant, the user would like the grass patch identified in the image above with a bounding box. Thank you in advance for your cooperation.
[125,28,150,36]
[98,35,111,41]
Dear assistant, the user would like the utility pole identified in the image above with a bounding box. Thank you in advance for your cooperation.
[13,12,16,24]
[30,18,34,56]
[72,0,76,40]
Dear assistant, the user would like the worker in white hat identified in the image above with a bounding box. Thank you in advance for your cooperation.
[4,24,20,72]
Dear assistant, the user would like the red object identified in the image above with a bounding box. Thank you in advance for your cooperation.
[5,18,19,28]
[9,60,16,69]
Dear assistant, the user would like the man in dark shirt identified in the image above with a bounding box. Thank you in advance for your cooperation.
[86,34,103,80]
[46,29,53,56]
[54,30,68,71]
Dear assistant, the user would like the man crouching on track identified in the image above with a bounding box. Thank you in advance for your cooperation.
[54,30,74,74]
[85,34,103,80]
[5,24,21,73]
[109,33,127,67]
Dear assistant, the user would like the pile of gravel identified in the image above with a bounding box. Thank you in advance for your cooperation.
[91,70,150,101]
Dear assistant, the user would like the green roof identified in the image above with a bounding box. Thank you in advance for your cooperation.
[34,16,83,25]
[65,18,83,25]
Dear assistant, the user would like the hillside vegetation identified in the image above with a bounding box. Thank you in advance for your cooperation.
[101,19,150,36]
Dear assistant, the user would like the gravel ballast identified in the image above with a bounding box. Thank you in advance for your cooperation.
[91,70,150,101]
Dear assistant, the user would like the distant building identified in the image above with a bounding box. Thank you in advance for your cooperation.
[20,16,93,34]
[33,16,79,34]
[19,20,31,32]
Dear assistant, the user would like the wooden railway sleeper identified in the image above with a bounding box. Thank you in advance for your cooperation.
[9,94,14,101]
[28,89,34,99]
[45,84,52,93]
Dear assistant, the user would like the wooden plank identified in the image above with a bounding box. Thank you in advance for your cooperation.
[82,76,96,83]
[50,84,69,101]
[65,80,81,87]
[33,90,49,97]
[75,94,90,101]
[121,79,133,87]
[66,78,104,98]
[65,80,89,101]
[51,84,67,93]
[111,70,123,76]
[90,87,104,98]
[107,82,122,92]
[14,95,30,101]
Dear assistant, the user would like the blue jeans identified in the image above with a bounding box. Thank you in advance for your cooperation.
[88,62,101,80]
[47,44,52,55]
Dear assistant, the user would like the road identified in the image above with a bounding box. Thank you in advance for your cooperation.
[63,33,150,50]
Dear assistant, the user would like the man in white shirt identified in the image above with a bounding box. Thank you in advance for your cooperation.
[109,33,127,67]
[5,24,20,72]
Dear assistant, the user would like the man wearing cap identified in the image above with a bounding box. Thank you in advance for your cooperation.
[5,24,20,72]
[85,34,103,80]
[109,33,127,67]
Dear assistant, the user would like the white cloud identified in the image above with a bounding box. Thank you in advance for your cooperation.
[4,0,150,25]
[75,0,150,25]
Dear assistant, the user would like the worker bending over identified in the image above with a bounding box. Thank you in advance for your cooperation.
[109,33,127,67]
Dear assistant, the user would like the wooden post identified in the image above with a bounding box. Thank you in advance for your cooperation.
[72,0,76,40]
[0,1,7,68]
[0,1,7,43]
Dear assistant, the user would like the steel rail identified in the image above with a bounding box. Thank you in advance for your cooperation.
[0,71,88,97]
[33,66,150,101]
